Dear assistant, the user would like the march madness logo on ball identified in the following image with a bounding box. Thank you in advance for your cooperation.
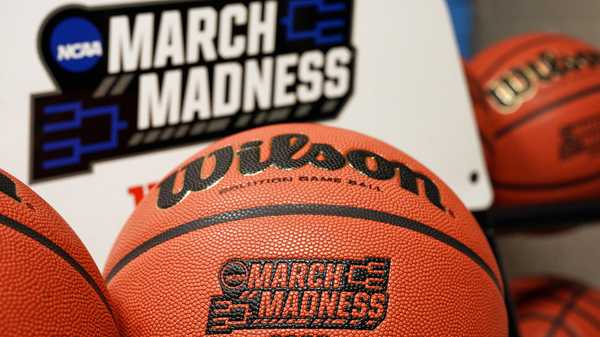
[31,0,355,182]
[206,257,390,334]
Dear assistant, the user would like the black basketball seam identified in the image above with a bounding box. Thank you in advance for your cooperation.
[479,131,495,154]
[0,213,115,321]
[494,83,600,139]
[519,313,578,337]
[546,287,586,337]
[478,35,562,81]
[519,293,600,331]
[517,281,600,333]
[104,203,502,294]
[572,305,600,330]
[492,170,600,190]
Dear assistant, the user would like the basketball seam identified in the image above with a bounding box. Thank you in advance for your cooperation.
[479,131,495,154]
[0,213,115,321]
[517,281,600,333]
[546,287,586,337]
[105,203,503,294]
[494,83,600,139]
[520,312,578,337]
[517,295,600,330]
[519,312,578,337]
[521,294,600,330]
[572,306,600,330]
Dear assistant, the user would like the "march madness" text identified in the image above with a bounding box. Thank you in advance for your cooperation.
[207,257,390,334]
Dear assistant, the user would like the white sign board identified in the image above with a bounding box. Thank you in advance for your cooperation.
[0,0,491,267]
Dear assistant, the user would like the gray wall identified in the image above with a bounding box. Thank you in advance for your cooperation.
[473,0,600,286]
[474,0,600,50]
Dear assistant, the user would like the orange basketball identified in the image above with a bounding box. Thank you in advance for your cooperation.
[104,123,507,336]
[0,169,119,336]
[469,33,600,206]
[511,276,600,337]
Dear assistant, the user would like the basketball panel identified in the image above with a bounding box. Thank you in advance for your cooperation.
[108,215,506,337]
[104,124,501,283]
[0,226,118,336]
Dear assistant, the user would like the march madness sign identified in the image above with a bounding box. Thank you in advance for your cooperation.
[32,0,355,181]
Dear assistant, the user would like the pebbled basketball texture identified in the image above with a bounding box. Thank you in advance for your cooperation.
[469,33,600,205]
[0,169,119,336]
[512,276,600,337]
[105,123,507,336]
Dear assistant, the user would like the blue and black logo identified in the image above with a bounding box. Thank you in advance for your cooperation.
[49,17,103,73]
[32,0,355,182]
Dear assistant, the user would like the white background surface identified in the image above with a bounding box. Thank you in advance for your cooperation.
[0,0,490,267]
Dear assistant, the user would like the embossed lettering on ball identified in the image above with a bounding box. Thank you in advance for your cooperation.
[469,33,600,205]
[105,123,508,336]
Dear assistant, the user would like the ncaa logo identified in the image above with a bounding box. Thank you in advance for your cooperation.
[49,17,102,72]
[32,0,356,182]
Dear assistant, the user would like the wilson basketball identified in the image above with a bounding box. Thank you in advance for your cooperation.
[105,123,507,336]
[511,276,600,337]
[469,33,600,205]
[0,169,119,336]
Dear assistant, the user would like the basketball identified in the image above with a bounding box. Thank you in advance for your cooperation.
[104,123,507,336]
[0,169,119,336]
[511,276,600,336]
[469,33,600,205]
